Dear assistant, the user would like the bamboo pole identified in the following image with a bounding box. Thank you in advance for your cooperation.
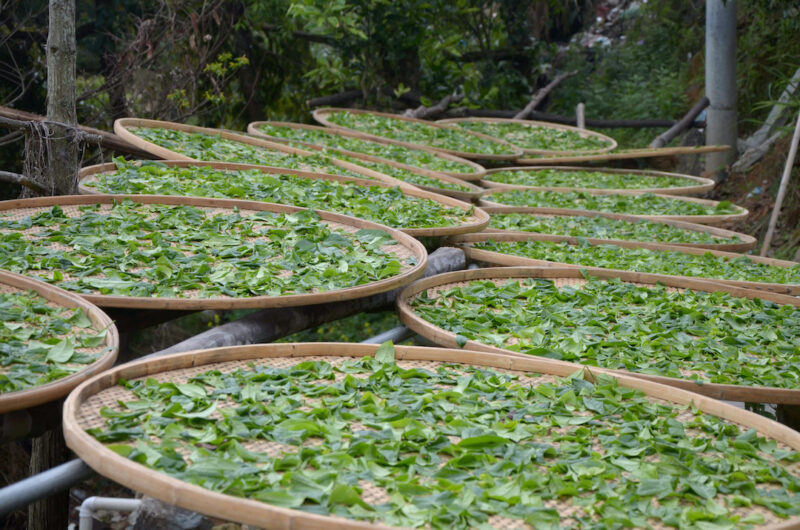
[760,111,800,256]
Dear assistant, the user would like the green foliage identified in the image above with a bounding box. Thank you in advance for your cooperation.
[88,351,800,526]
[0,201,409,299]
[87,160,473,230]
[0,290,107,393]
[485,169,697,190]
[486,190,739,216]
[325,110,519,155]
[472,239,800,285]
[488,213,740,245]
[451,121,613,152]
[410,277,800,389]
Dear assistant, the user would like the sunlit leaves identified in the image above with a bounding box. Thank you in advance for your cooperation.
[488,213,740,245]
[485,168,696,190]
[0,201,406,299]
[88,350,800,528]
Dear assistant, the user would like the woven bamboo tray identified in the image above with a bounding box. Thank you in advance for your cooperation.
[397,267,800,404]
[247,120,486,181]
[113,118,409,188]
[65,343,800,528]
[480,165,714,196]
[247,122,484,201]
[0,195,427,310]
[516,145,732,165]
[436,117,617,156]
[0,270,118,414]
[311,107,524,161]
[453,232,800,295]
[480,206,757,252]
[78,161,489,238]
[480,188,749,226]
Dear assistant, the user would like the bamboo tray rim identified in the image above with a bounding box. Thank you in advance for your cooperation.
[453,231,800,295]
[481,165,714,196]
[0,270,119,413]
[0,194,428,310]
[247,120,487,180]
[247,122,486,197]
[397,266,800,404]
[311,107,525,161]
[64,342,800,529]
[113,118,410,188]
[478,189,749,225]
[77,160,489,238]
[435,117,618,156]
[481,206,757,252]
[516,144,732,165]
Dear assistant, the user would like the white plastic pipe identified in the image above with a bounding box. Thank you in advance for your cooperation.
[79,496,141,530]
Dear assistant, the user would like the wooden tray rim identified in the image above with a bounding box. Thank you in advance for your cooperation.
[247,120,487,180]
[480,165,715,196]
[113,118,409,189]
[453,231,799,295]
[480,206,757,252]
[311,107,524,161]
[516,145,732,165]
[78,161,489,238]
[0,194,428,310]
[435,116,618,156]
[397,266,800,404]
[64,342,800,529]
[479,189,749,226]
[0,270,119,413]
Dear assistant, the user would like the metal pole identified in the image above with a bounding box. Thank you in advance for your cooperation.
[360,326,415,345]
[705,0,738,174]
[0,459,92,516]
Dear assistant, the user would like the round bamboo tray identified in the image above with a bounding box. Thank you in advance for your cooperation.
[78,161,489,238]
[480,165,714,196]
[397,267,800,404]
[311,107,524,161]
[481,207,756,252]
[246,122,485,201]
[0,270,118,414]
[516,145,733,165]
[247,120,486,181]
[436,117,617,156]
[0,195,427,310]
[65,342,800,528]
[479,188,749,226]
[113,118,408,188]
[452,232,800,295]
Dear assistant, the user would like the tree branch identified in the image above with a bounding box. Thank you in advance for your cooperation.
[649,96,709,148]
[306,90,363,108]
[514,70,577,120]
[0,106,154,157]
[404,93,464,119]
[0,171,48,193]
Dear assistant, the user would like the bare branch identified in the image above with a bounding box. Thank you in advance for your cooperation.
[650,97,709,148]
[514,70,577,120]
[0,170,47,193]
[404,93,464,119]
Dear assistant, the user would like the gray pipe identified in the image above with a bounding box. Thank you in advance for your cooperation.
[0,459,92,516]
[360,326,415,345]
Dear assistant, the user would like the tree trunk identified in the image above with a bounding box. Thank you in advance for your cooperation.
[42,0,78,196]
[27,427,70,530]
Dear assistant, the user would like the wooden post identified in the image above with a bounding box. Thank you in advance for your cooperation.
[760,111,800,256]
[36,0,79,196]
[27,2,78,527]
[28,427,70,530]
[576,103,585,130]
